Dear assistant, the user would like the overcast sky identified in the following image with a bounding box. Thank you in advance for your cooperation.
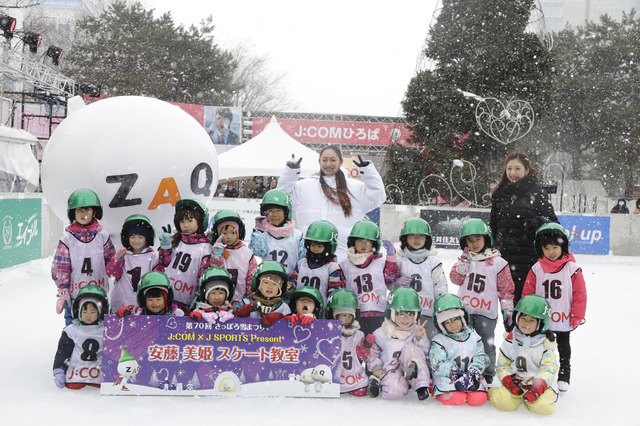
[144,0,441,117]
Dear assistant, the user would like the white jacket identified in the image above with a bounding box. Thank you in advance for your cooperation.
[278,162,386,262]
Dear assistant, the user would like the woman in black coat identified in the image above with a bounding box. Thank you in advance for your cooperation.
[490,152,558,305]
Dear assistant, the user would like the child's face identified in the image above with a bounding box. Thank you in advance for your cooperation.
[266,207,285,226]
[295,296,316,316]
[406,234,426,250]
[443,316,463,334]
[259,273,283,298]
[309,241,325,254]
[180,216,199,234]
[74,207,94,225]
[354,238,373,254]
[506,159,529,183]
[129,235,147,253]
[517,313,539,335]
[395,310,416,329]
[542,243,562,262]
[207,288,227,307]
[466,235,485,253]
[146,296,166,314]
[80,303,99,324]
[220,225,239,245]
[336,313,354,327]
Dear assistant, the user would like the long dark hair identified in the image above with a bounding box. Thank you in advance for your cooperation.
[319,145,353,217]
[491,152,539,196]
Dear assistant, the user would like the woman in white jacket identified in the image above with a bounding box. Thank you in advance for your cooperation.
[277,145,386,262]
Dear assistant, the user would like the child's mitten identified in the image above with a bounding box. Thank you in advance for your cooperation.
[523,378,547,402]
[217,311,234,323]
[159,225,172,249]
[298,313,315,326]
[261,312,284,328]
[367,375,381,398]
[53,368,66,389]
[356,334,376,360]
[116,307,132,318]
[114,247,127,261]
[502,374,525,396]
[233,302,256,318]
[254,216,267,232]
[55,288,71,314]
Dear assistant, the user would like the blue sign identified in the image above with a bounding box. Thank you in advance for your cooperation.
[557,215,610,255]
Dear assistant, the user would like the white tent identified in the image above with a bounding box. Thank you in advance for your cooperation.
[217,116,320,180]
[0,125,39,192]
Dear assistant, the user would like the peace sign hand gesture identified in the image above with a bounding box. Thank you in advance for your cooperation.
[415,319,428,340]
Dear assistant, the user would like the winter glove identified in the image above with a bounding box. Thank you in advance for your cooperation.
[261,312,284,328]
[212,236,226,259]
[159,225,173,249]
[53,368,66,389]
[286,154,302,169]
[55,288,71,314]
[502,310,513,330]
[382,239,396,261]
[254,216,267,232]
[217,311,234,323]
[405,361,418,381]
[395,276,412,287]
[570,316,583,329]
[233,302,257,318]
[114,247,127,262]
[356,334,376,360]
[202,312,219,324]
[298,313,315,326]
[502,374,525,396]
[523,378,547,402]
[460,247,471,264]
[190,311,203,321]
[452,369,475,392]
[283,314,299,325]
[116,307,132,318]
[367,375,381,398]
[353,155,370,168]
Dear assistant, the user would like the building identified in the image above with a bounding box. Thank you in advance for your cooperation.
[540,0,640,32]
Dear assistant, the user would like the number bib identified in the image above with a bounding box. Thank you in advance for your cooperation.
[263,229,303,275]
[340,256,387,314]
[457,257,508,320]
[397,256,442,317]
[372,326,415,372]
[530,261,579,332]
[63,323,103,385]
[295,259,340,306]
[165,241,212,306]
[63,230,111,298]
[111,250,159,313]
[339,330,368,393]
[223,245,254,305]
[431,331,487,394]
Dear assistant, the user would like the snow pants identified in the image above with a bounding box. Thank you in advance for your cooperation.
[436,391,487,406]
[469,314,497,377]
[555,331,571,383]
[380,342,430,400]
[489,386,556,415]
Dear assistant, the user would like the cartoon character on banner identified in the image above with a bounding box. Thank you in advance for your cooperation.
[41,96,218,244]
[114,346,140,391]
[299,364,332,393]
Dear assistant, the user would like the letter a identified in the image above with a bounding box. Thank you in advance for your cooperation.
[148,178,182,210]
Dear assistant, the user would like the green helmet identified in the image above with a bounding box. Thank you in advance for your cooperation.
[250,260,289,296]
[513,294,552,334]
[120,214,155,248]
[399,218,432,251]
[260,189,293,221]
[534,222,570,257]
[326,288,360,320]
[305,220,339,254]
[288,286,324,319]
[385,286,421,323]
[433,294,469,333]
[211,209,246,241]
[72,285,109,322]
[196,267,235,305]
[459,218,493,249]
[137,271,173,309]
[174,199,209,234]
[347,220,381,254]
[67,188,103,222]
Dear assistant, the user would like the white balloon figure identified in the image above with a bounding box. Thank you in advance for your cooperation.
[300,368,315,393]
[311,364,332,393]
[114,346,139,392]
[41,96,218,243]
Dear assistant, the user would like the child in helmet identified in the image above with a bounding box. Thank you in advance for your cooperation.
[366,287,431,400]
[489,295,559,415]
[249,189,305,276]
[449,218,515,384]
[107,214,160,314]
[52,188,116,326]
[53,285,108,389]
[282,286,324,326]
[117,271,184,316]
[326,288,375,396]
[522,223,586,392]
[232,260,291,327]
[289,220,343,305]
[158,199,212,312]
[189,267,235,324]
[395,217,448,340]
[429,294,490,406]
[209,209,258,305]
[340,220,399,336]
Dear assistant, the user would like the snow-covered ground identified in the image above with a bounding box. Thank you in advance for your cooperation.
[0,249,635,425]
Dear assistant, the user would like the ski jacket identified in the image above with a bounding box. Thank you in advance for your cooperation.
[396,255,448,317]
[249,220,305,275]
[209,241,257,305]
[366,318,429,374]
[107,247,160,313]
[53,323,103,385]
[290,257,343,306]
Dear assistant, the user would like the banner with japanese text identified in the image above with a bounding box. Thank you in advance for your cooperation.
[0,198,41,268]
[101,316,341,397]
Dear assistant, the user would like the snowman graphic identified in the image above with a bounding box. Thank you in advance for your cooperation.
[113,346,140,391]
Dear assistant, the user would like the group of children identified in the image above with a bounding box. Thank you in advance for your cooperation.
[51,187,586,415]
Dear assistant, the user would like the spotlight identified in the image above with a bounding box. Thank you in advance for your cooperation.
[0,14,16,39]
[23,31,42,53]
[46,45,63,66]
